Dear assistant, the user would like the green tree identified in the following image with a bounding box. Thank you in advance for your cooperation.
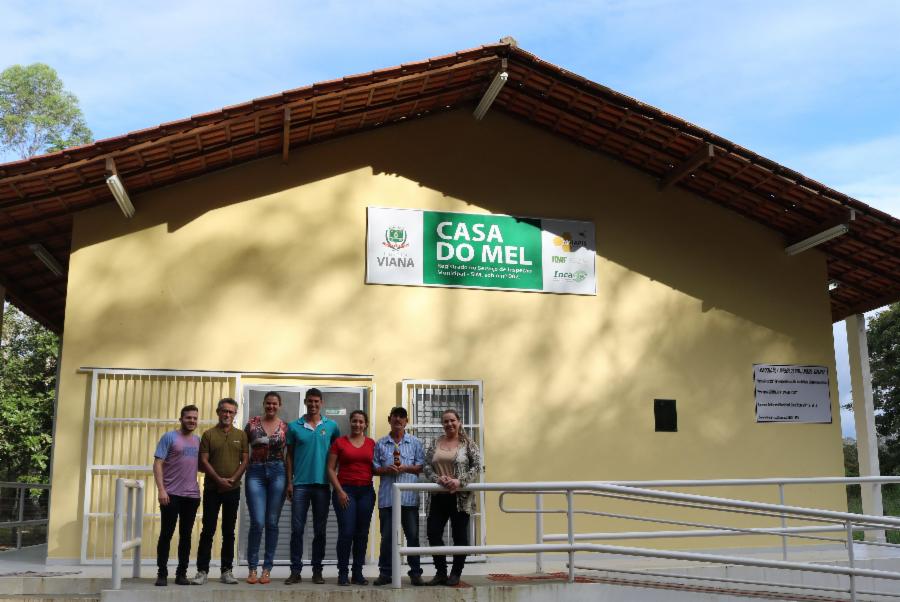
[0,62,89,483]
[869,302,900,475]
[0,305,58,483]
[0,63,92,159]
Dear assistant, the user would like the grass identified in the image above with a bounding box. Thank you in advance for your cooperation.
[846,483,900,543]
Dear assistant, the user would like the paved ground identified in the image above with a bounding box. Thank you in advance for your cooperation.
[1,545,899,601]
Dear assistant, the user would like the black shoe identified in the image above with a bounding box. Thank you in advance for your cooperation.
[351,574,368,586]
[337,574,350,586]
[174,575,191,586]
[312,570,325,585]
[154,575,167,587]
[446,574,461,586]
[410,575,425,586]
[284,572,302,585]
[427,573,448,586]
[373,575,391,586]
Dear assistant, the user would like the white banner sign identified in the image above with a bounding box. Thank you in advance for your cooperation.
[753,364,832,423]
[366,207,596,295]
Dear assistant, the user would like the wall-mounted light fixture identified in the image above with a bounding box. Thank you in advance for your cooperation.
[473,63,508,121]
[785,223,849,255]
[105,157,135,218]
[29,243,64,277]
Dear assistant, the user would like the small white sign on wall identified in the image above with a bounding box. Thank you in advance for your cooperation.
[753,364,832,423]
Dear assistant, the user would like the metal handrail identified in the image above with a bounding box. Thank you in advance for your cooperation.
[390,479,900,600]
[504,475,900,561]
[0,482,50,550]
[111,478,144,590]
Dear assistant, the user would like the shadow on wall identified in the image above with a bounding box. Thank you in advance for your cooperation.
[68,109,838,482]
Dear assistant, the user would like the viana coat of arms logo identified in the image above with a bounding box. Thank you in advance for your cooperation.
[383,225,409,250]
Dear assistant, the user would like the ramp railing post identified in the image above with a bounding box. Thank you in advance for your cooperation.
[778,483,788,560]
[392,484,402,589]
[566,489,575,583]
[111,479,125,590]
[111,478,143,590]
[535,493,544,573]
[132,483,144,578]
[846,519,856,602]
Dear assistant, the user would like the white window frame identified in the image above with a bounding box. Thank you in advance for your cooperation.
[77,367,372,564]
[79,368,240,564]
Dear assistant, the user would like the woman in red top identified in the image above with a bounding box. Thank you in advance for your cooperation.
[327,410,376,586]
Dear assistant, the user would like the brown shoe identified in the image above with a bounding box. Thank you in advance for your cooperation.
[246,570,258,584]
[259,570,271,585]
[284,572,302,585]
[312,570,324,584]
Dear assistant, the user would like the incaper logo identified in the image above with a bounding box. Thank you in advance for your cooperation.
[573,270,587,282]
[383,225,409,250]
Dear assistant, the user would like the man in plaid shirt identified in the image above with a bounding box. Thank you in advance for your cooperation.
[372,407,425,586]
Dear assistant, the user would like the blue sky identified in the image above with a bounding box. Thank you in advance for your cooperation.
[3,1,899,436]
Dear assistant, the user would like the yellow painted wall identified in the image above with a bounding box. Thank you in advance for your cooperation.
[47,109,844,561]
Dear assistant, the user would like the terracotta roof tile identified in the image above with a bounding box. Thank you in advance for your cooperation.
[0,40,896,331]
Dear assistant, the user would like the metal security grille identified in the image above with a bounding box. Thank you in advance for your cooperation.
[81,370,239,563]
[402,380,486,557]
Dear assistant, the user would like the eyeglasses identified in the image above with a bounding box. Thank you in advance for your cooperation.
[218,409,237,415]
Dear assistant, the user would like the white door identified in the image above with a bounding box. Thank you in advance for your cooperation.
[237,385,369,565]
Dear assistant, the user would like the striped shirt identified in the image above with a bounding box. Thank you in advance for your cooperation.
[374,433,424,508]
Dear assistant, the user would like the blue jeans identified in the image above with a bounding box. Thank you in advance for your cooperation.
[290,484,330,573]
[332,485,375,578]
[377,506,422,578]
[245,461,286,571]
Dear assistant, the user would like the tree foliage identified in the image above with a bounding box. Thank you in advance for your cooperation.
[843,438,860,477]
[869,302,900,475]
[0,305,58,483]
[0,63,92,159]
[0,63,90,483]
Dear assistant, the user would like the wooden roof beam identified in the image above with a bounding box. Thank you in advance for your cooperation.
[659,143,715,191]
[282,108,291,164]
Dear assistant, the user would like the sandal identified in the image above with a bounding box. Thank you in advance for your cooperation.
[246,570,258,584]
[259,570,271,585]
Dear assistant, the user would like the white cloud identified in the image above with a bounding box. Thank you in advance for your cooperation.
[792,134,900,217]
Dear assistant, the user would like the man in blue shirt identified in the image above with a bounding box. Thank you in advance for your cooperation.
[372,407,425,586]
[284,388,340,585]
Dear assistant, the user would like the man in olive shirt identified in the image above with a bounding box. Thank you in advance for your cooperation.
[191,398,248,585]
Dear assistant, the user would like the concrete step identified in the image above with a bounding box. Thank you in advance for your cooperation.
[0,577,109,596]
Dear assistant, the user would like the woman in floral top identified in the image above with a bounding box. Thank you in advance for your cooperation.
[243,391,288,584]
[422,409,481,587]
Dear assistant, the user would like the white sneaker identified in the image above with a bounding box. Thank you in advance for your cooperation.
[220,569,238,585]
[190,570,208,585]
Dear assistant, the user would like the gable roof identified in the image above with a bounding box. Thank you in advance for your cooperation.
[1,39,898,332]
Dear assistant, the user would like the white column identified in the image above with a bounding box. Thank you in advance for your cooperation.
[845,313,886,542]
[0,284,5,343]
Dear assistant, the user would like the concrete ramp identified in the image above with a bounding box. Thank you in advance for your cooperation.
[95,573,867,602]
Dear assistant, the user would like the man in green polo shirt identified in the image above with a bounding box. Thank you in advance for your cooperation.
[284,388,340,585]
[191,398,248,585]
